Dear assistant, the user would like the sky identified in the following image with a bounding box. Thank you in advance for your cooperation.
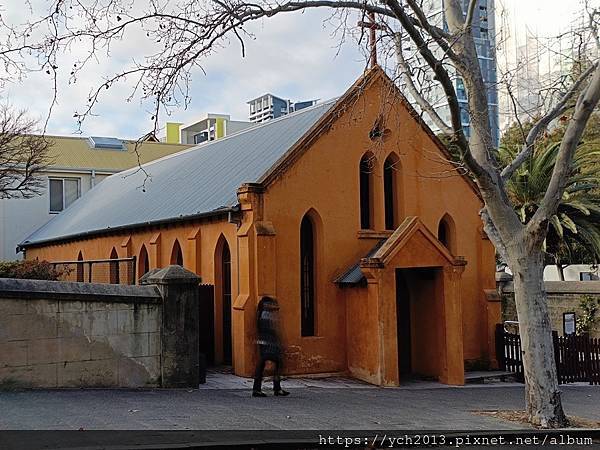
[0,0,595,140]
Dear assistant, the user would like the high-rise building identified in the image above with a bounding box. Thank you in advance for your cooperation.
[496,0,598,130]
[400,0,499,146]
[247,94,318,123]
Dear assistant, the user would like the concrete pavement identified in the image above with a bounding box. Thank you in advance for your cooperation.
[0,373,599,431]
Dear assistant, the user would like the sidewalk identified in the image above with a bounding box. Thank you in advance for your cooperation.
[0,371,598,431]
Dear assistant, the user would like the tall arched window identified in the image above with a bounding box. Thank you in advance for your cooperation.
[220,239,232,365]
[76,251,84,282]
[170,239,184,266]
[109,247,120,284]
[383,153,400,230]
[359,153,375,229]
[138,245,150,281]
[300,214,316,336]
[437,214,456,254]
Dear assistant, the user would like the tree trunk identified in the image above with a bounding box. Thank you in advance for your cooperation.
[511,249,568,427]
[557,264,565,281]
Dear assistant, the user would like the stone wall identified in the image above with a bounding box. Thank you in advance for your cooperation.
[0,279,162,388]
[498,277,600,339]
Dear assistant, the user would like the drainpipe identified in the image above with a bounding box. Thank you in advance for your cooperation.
[90,169,97,189]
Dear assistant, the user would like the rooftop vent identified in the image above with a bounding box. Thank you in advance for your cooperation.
[88,136,125,150]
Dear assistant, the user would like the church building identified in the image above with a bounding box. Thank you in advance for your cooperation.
[20,67,501,386]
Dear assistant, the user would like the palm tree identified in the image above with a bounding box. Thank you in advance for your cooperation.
[500,141,600,279]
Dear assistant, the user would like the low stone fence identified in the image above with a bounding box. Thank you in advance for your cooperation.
[498,275,600,338]
[0,266,200,389]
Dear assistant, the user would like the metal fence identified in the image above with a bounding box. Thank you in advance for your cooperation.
[51,257,137,285]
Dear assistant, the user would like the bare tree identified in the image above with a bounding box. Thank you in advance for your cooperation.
[0,105,52,198]
[1,0,600,427]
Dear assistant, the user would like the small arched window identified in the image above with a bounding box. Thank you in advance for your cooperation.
[383,153,400,230]
[300,214,316,336]
[76,251,84,282]
[138,245,150,281]
[359,153,375,229]
[437,214,456,253]
[170,239,184,266]
[109,247,120,284]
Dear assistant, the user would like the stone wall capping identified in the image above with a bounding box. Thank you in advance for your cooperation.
[146,265,201,285]
[500,280,600,294]
[0,278,161,303]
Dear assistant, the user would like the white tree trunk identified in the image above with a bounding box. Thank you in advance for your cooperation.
[510,248,568,427]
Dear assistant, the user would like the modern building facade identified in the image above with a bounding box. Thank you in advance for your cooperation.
[1,136,190,261]
[247,94,318,123]
[401,0,499,146]
[165,114,253,145]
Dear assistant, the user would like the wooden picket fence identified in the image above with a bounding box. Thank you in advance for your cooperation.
[495,323,600,385]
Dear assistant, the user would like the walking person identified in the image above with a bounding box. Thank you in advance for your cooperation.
[252,296,290,397]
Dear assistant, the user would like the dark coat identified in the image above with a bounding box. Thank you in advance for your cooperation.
[256,308,282,360]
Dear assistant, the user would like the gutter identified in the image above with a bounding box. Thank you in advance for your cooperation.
[17,206,238,252]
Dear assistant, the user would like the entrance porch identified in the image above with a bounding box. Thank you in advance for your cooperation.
[341,216,467,386]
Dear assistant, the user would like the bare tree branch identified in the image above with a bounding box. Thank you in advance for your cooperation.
[393,33,453,134]
[464,0,478,31]
[501,62,598,181]
[528,60,600,236]
[0,105,52,199]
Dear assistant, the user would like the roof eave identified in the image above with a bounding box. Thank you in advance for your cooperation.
[18,206,237,252]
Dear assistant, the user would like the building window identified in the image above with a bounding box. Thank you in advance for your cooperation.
[138,245,150,281]
[384,154,400,230]
[170,239,184,266]
[300,214,316,337]
[109,247,120,284]
[76,251,84,282]
[49,178,80,213]
[580,272,599,281]
[359,154,375,230]
[438,214,456,253]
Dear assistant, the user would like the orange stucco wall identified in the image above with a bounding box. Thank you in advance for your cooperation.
[25,72,498,384]
[259,77,496,378]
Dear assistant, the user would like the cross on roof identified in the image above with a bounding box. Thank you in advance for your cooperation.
[358,11,384,68]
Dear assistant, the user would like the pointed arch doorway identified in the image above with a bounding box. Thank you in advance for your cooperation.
[215,236,233,366]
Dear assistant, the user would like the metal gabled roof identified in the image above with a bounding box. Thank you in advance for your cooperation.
[21,100,337,248]
[334,239,387,286]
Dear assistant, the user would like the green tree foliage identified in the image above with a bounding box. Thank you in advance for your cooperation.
[0,260,69,281]
[499,119,600,267]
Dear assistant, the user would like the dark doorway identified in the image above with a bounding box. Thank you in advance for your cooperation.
[395,269,412,376]
[199,284,215,366]
[221,241,232,365]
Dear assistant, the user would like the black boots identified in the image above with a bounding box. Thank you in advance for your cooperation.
[252,378,290,397]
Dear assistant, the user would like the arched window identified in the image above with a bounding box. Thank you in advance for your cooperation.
[109,248,120,284]
[170,239,184,266]
[138,245,150,281]
[437,214,456,253]
[359,153,375,229]
[300,214,316,336]
[76,251,84,282]
[383,153,400,230]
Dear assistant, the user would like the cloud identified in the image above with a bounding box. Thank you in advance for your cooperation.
[2,3,368,139]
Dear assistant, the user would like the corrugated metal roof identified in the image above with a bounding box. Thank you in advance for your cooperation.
[21,100,336,247]
[46,136,191,171]
[334,239,387,285]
